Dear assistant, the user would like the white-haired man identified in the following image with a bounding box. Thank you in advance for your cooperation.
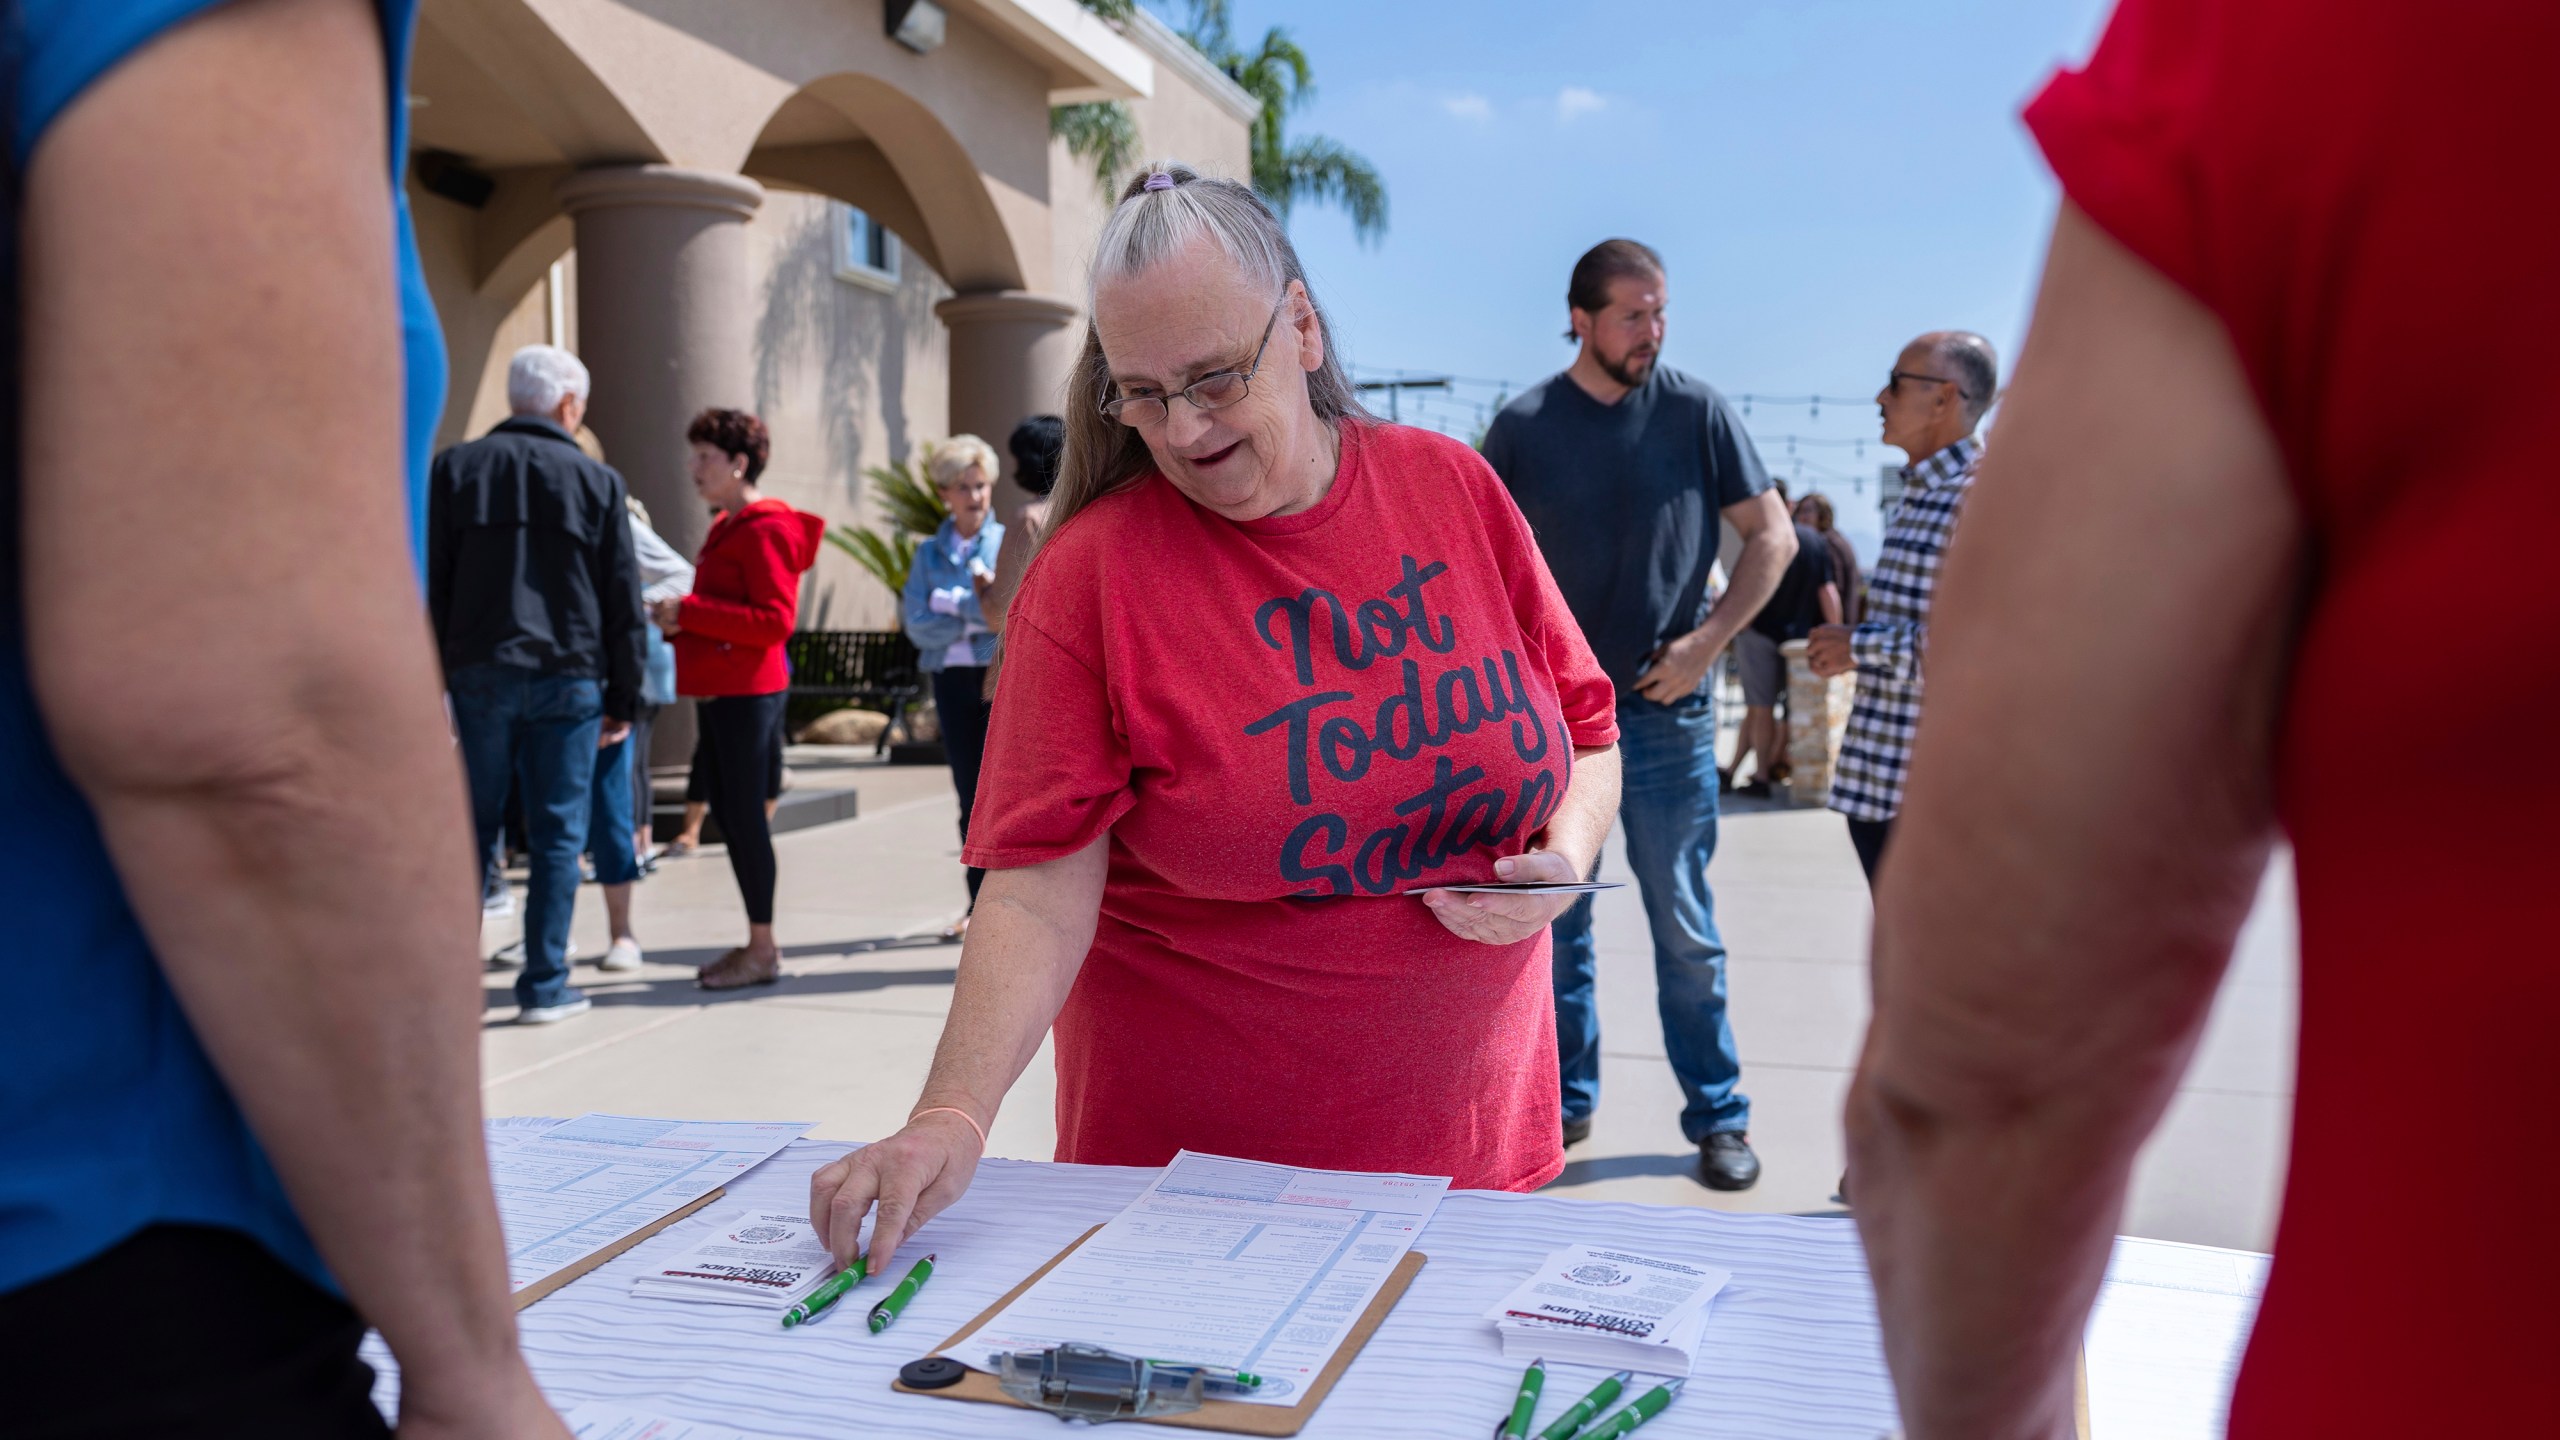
[428,344,645,1024]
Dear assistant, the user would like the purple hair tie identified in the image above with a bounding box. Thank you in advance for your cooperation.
[1142,171,1176,192]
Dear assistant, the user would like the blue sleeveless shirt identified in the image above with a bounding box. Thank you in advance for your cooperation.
[0,0,446,1294]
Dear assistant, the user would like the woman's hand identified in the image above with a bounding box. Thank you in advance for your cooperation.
[648,595,684,633]
[808,1109,985,1279]
[1420,848,1586,946]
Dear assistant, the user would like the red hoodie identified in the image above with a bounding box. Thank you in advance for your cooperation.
[674,498,824,697]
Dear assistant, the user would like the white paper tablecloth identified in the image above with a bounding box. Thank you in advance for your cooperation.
[371,1124,2257,1439]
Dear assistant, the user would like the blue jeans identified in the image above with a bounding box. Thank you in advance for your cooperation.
[585,725,641,888]
[1552,688,1748,1142]
[450,664,600,1010]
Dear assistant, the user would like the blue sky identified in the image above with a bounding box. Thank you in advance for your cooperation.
[1148,0,2119,558]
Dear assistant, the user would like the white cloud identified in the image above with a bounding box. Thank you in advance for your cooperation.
[1442,93,1494,124]
[1555,86,1607,122]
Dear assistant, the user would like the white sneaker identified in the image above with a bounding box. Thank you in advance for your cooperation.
[482,890,517,918]
[515,994,593,1025]
[599,937,644,973]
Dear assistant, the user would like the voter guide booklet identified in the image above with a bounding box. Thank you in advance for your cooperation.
[1485,1242,1733,1376]
[630,1209,840,1310]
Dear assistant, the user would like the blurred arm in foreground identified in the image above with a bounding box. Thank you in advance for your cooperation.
[1844,202,2302,1440]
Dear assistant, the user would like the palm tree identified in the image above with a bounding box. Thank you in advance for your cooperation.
[1177,0,1386,244]
[1055,1,1142,200]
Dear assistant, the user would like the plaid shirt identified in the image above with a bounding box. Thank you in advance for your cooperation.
[1829,437,1981,823]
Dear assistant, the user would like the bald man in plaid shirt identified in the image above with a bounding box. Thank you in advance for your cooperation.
[1807,332,1998,884]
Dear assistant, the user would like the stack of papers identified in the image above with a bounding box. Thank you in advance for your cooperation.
[965,1151,1450,1406]
[563,1404,751,1440]
[490,1114,812,1296]
[1484,1243,1732,1376]
[631,1209,840,1310]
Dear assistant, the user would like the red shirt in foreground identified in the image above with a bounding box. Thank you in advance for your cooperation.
[2027,2,2560,1430]
[675,498,822,697]
[967,421,1617,1191]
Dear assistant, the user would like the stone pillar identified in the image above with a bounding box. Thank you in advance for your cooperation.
[557,165,764,771]
[1779,639,1856,809]
[936,289,1081,522]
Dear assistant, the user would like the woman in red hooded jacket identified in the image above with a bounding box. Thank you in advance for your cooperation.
[649,409,822,989]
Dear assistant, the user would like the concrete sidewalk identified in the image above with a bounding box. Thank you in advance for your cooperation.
[482,749,2296,1250]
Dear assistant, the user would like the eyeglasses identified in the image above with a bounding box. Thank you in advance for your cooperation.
[1100,295,1286,428]
[1887,369,1958,393]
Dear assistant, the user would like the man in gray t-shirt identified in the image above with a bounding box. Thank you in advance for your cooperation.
[1482,239,1797,1192]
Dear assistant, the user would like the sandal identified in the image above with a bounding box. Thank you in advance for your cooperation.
[696,947,781,991]
[662,837,697,858]
[939,914,970,945]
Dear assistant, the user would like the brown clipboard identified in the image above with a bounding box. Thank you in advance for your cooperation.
[511,1186,727,1310]
[895,1223,1426,1436]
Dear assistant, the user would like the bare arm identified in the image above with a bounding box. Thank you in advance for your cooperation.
[982,508,1042,634]
[1818,581,1843,626]
[810,836,1107,1274]
[1634,488,1796,703]
[20,2,556,1434]
[1845,203,2301,1440]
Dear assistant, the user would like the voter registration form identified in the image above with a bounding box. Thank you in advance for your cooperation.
[490,1114,811,1293]
[964,1151,1449,1406]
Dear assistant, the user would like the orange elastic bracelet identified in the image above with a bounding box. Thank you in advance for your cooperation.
[910,1105,988,1149]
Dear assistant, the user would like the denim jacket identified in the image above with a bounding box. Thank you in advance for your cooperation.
[901,516,1005,672]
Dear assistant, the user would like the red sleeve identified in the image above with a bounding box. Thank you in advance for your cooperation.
[1453,440,1618,751]
[678,522,797,647]
[964,591,1137,869]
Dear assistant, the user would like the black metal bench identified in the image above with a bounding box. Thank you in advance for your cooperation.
[785,630,923,754]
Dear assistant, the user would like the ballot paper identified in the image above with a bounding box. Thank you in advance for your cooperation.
[1485,1243,1732,1376]
[962,1151,1449,1406]
[630,1209,839,1309]
[491,1114,812,1293]
[562,1403,751,1440]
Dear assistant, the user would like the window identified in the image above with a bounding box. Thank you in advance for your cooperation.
[833,203,900,290]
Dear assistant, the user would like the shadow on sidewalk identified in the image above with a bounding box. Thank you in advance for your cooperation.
[1543,1152,1705,1188]
[482,935,957,1017]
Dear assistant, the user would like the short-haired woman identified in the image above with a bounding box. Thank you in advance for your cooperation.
[901,434,1005,939]
[649,408,820,989]
[981,413,1065,697]
[814,164,1624,1277]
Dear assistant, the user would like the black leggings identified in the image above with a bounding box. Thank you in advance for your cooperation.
[685,702,783,804]
[1848,815,1895,887]
[0,1225,389,1438]
[933,666,992,907]
[701,691,788,924]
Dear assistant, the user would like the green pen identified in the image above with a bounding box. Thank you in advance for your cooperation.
[1534,1369,1632,1440]
[1497,1357,1546,1440]
[779,1253,867,1328]
[1145,1362,1264,1392]
[866,1254,937,1334]
[1577,1379,1684,1440]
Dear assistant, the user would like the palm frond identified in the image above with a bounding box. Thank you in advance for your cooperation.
[825,525,916,598]
[1074,0,1139,20]
[1271,135,1387,244]
[864,459,949,538]
[1051,100,1141,202]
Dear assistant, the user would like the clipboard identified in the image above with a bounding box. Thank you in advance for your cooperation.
[511,1186,726,1310]
[895,1223,1427,1436]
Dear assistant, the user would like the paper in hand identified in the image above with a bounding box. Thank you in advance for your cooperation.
[1415,880,1625,895]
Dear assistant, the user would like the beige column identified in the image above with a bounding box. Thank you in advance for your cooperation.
[558,165,764,770]
[936,290,1082,521]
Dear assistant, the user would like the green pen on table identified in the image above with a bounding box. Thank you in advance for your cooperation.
[1145,1362,1264,1392]
[866,1254,937,1334]
[1497,1357,1546,1440]
[1576,1378,1684,1440]
[1534,1369,1632,1440]
[780,1253,867,1328]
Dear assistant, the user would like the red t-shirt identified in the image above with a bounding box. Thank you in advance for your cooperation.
[966,421,1617,1192]
[2028,4,2560,1430]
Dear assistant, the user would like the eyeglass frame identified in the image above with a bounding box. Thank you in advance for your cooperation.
[1099,292,1288,428]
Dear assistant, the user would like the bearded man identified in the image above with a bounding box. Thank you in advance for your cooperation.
[1483,238,1796,1191]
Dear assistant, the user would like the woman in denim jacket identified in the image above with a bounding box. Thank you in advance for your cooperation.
[901,435,1006,939]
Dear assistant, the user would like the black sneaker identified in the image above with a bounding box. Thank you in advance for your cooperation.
[1699,1132,1761,1191]
[1562,1115,1593,1148]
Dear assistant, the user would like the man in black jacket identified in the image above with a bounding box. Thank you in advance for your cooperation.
[428,344,644,1025]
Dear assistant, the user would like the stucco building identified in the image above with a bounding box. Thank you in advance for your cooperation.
[407,0,1255,682]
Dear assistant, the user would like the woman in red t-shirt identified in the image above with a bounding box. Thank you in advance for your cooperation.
[812,165,1624,1274]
